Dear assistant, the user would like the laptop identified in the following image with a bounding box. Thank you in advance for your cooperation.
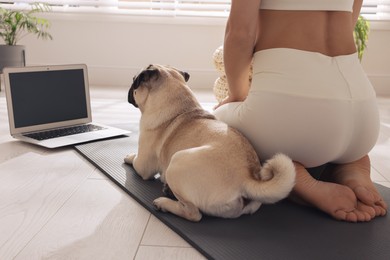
[3,64,130,148]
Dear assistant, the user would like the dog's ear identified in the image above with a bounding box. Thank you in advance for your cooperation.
[180,71,190,82]
[132,66,160,89]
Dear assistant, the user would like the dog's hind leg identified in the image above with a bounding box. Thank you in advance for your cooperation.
[153,197,202,222]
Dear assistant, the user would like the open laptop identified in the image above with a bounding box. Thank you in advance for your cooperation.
[3,64,130,148]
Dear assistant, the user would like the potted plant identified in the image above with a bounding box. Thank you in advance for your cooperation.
[0,2,52,73]
[354,15,370,61]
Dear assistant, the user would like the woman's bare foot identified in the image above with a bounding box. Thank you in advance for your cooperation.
[323,155,387,217]
[291,162,376,222]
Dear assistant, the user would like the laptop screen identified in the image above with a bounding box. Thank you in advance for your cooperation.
[8,69,88,128]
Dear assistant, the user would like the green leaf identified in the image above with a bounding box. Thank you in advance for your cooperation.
[0,3,52,45]
[354,15,370,61]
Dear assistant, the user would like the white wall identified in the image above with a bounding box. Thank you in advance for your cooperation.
[9,13,390,96]
[360,23,390,96]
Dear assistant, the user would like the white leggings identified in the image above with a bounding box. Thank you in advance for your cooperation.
[213,48,379,168]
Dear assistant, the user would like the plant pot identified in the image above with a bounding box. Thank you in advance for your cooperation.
[0,45,26,73]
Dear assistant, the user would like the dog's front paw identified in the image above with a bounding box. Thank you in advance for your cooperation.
[124,153,136,164]
[153,197,168,212]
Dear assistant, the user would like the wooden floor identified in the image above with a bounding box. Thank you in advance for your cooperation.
[0,85,389,260]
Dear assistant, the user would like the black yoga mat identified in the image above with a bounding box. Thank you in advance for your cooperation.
[74,134,390,260]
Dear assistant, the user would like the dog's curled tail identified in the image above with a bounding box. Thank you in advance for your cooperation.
[244,153,296,204]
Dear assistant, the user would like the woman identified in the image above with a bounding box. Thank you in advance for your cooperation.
[213,0,387,222]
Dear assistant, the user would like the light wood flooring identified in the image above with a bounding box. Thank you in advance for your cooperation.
[0,86,389,259]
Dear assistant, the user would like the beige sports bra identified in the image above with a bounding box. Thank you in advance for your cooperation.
[260,0,354,12]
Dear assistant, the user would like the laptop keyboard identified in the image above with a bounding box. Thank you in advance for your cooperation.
[25,124,106,141]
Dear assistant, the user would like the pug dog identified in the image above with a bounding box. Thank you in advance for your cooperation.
[124,64,296,222]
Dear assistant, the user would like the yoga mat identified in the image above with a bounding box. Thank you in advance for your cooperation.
[74,134,390,260]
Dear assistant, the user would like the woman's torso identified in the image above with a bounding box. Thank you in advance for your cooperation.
[255,10,357,57]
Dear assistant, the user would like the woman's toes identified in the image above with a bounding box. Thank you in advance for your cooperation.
[356,202,376,218]
[373,202,387,216]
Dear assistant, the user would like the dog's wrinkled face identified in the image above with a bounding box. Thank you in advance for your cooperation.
[128,64,190,108]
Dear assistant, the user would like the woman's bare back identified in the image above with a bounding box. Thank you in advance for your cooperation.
[256,10,357,57]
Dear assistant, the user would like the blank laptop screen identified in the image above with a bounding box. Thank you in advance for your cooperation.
[9,69,88,128]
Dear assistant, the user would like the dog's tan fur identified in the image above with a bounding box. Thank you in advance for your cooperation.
[124,64,296,221]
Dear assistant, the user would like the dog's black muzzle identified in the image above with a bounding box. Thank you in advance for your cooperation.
[128,80,138,108]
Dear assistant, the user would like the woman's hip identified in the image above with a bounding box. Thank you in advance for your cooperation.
[250,48,376,100]
[213,91,379,167]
